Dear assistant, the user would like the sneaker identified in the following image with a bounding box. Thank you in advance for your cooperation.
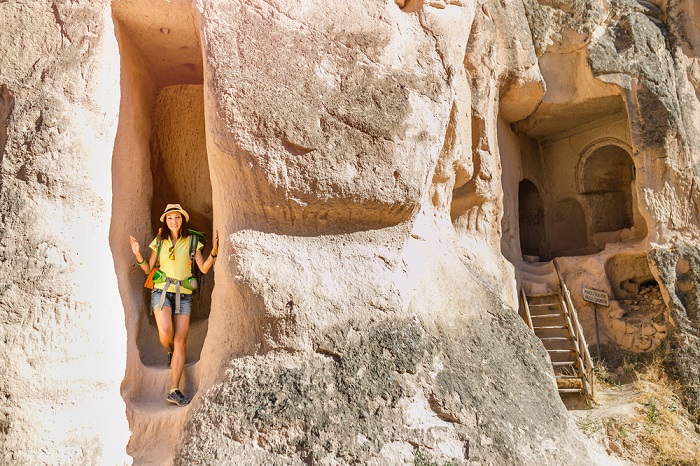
[167,389,190,407]
[167,352,172,367]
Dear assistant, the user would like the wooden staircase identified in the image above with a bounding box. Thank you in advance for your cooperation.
[520,260,594,403]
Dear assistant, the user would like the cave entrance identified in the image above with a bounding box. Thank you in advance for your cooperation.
[510,93,646,261]
[110,1,222,461]
[518,179,545,259]
[111,2,212,367]
[137,83,213,367]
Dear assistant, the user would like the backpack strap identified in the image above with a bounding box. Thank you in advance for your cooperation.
[188,234,198,273]
[187,231,204,318]
[155,227,163,268]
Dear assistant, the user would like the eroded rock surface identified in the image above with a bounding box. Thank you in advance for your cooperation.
[3,0,700,464]
[0,1,129,464]
[178,315,593,465]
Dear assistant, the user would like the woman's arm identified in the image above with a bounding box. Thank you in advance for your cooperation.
[196,229,219,274]
[130,235,157,274]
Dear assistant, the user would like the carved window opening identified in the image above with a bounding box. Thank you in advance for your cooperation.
[580,144,635,235]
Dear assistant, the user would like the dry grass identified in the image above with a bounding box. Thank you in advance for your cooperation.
[576,356,700,466]
[630,357,700,465]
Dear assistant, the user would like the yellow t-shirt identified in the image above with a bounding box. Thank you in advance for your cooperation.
[149,235,203,294]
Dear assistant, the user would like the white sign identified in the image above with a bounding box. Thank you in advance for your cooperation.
[583,288,609,306]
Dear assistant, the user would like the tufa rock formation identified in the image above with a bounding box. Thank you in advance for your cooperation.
[1,0,700,464]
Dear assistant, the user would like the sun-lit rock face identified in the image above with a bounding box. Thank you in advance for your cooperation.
[4,0,700,464]
[0,1,130,464]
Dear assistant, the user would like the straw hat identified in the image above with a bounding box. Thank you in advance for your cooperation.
[160,203,190,222]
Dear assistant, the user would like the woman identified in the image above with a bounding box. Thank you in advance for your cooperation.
[129,203,219,407]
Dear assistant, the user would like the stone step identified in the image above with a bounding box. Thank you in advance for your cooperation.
[125,361,200,464]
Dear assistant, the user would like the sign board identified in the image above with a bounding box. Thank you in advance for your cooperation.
[582,288,609,307]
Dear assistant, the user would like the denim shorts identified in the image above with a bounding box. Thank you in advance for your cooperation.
[151,289,192,316]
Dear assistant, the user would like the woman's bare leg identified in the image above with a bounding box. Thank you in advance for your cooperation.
[170,313,191,389]
[154,305,174,353]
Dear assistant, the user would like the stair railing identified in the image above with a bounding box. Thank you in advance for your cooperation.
[520,288,534,331]
[553,259,595,403]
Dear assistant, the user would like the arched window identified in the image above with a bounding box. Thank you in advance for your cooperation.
[580,145,635,233]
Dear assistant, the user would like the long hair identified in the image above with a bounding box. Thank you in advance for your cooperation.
[158,217,190,242]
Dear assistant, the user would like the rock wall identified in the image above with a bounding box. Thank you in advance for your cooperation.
[0,1,130,464]
[177,0,605,464]
[3,0,700,464]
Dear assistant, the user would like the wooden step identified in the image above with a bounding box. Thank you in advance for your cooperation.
[539,337,570,341]
[534,330,570,340]
[530,309,564,321]
[556,375,582,380]
[527,303,560,308]
[530,313,561,318]
[547,349,575,353]
[558,388,583,394]
[531,319,566,326]
[552,361,576,366]
[534,325,567,330]
[526,293,559,298]
[543,343,577,352]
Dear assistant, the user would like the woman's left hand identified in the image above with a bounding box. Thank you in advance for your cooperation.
[212,230,219,256]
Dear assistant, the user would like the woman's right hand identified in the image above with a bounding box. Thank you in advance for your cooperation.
[129,236,140,256]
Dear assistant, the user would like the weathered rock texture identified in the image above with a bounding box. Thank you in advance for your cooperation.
[0,1,129,465]
[2,0,700,464]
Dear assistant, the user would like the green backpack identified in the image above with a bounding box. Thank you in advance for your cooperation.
[187,229,207,293]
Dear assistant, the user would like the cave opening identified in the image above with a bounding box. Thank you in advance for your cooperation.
[111,1,211,370]
[136,83,213,367]
[605,253,655,300]
[110,2,216,461]
[518,179,545,259]
[511,94,646,261]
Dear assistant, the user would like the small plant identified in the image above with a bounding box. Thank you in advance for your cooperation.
[603,418,628,440]
[645,398,659,425]
[594,362,619,387]
[413,448,454,466]
[576,411,603,436]
[669,401,677,414]
[622,358,635,374]
[616,423,628,439]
